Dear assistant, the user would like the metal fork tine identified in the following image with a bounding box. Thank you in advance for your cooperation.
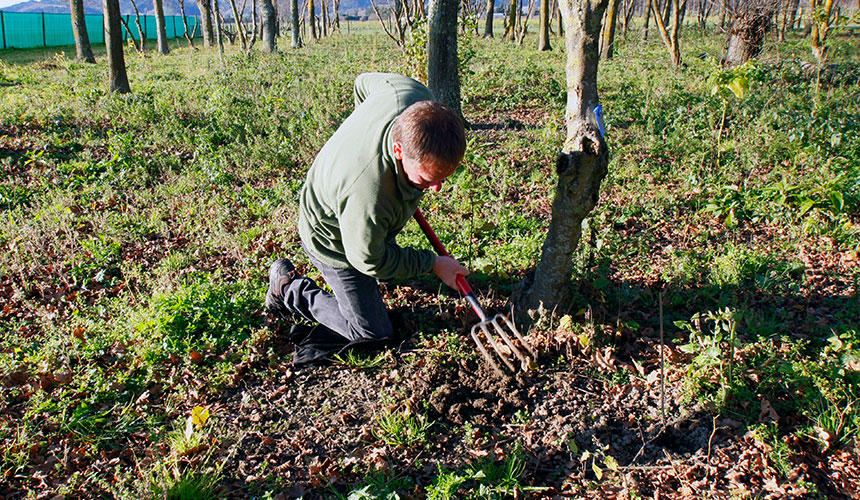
[477,322,517,372]
[500,313,537,360]
[470,327,505,377]
[489,315,530,368]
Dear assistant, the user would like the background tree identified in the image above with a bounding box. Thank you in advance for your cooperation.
[178,0,198,47]
[427,0,462,117]
[213,0,225,59]
[650,0,683,66]
[723,0,779,65]
[291,0,303,46]
[128,0,147,51]
[198,0,216,46]
[539,0,553,49]
[808,0,836,66]
[483,0,495,36]
[262,0,278,51]
[103,0,131,93]
[154,0,171,54]
[69,0,96,63]
[515,0,609,316]
[309,0,318,40]
[599,0,619,57]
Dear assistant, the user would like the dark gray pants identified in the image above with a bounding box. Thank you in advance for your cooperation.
[281,246,394,342]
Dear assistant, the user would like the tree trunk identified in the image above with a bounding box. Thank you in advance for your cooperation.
[129,0,146,51]
[556,0,564,34]
[650,0,681,66]
[261,0,277,51]
[809,0,835,65]
[199,0,216,46]
[321,0,328,36]
[484,0,495,36]
[515,0,609,318]
[178,0,197,47]
[308,0,317,39]
[427,0,462,117]
[213,0,225,59]
[69,0,96,62]
[599,0,618,57]
[642,0,650,39]
[724,5,773,65]
[539,0,552,49]
[103,0,131,93]
[505,0,518,38]
[291,0,303,46]
[154,0,170,53]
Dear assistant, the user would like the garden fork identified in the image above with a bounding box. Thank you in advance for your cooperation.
[414,209,536,377]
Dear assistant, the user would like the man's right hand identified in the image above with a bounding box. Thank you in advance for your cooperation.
[433,256,470,290]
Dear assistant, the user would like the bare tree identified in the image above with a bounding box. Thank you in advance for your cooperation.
[808,0,836,65]
[103,0,131,93]
[308,0,318,39]
[650,0,683,66]
[262,0,278,51]
[291,0,303,46]
[69,0,96,62]
[723,0,779,65]
[154,0,171,54]
[214,0,225,59]
[428,0,462,117]
[599,0,619,57]
[227,0,249,49]
[484,0,496,36]
[198,0,216,46]
[127,0,146,52]
[539,0,553,49]
[179,0,198,47]
[515,0,609,317]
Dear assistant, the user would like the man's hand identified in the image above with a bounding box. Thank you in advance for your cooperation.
[433,256,470,290]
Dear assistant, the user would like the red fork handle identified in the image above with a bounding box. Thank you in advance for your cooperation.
[413,209,488,321]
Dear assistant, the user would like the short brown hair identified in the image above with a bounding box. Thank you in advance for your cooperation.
[392,101,466,176]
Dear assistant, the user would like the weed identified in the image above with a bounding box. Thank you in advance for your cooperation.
[334,349,388,370]
[373,408,433,448]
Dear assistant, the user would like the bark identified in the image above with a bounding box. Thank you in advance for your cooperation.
[809,0,836,65]
[262,0,277,51]
[178,0,197,47]
[515,0,609,317]
[227,0,248,49]
[724,1,775,65]
[599,0,619,57]
[643,0,650,39]
[291,0,303,46]
[505,0,518,38]
[198,0,216,46]
[154,0,170,54]
[69,0,96,62]
[483,0,495,36]
[214,0,225,59]
[650,0,682,66]
[128,0,146,51]
[321,0,328,37]
[517,0,536,44]
[103,0,131,93]
[539,0,552,49]
[308,0,317,39]
[427,0,462,117]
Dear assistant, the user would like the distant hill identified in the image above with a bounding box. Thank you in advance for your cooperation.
[2,0,376,15]
[2,0,201,16]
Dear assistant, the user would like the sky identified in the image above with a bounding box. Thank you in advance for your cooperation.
[0,0,24,8]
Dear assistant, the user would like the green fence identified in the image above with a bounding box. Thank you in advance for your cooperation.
[0,11,200,50]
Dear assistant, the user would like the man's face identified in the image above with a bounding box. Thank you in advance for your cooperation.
[393,142,450,192]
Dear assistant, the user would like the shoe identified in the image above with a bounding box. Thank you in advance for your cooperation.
[265,258,297,315]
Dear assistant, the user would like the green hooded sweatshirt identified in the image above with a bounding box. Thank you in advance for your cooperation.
[297,73,437,280]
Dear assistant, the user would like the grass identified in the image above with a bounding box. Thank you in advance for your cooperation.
[1,17,858,498]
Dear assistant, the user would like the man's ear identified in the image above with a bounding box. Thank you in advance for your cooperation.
[392,142,403,160]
